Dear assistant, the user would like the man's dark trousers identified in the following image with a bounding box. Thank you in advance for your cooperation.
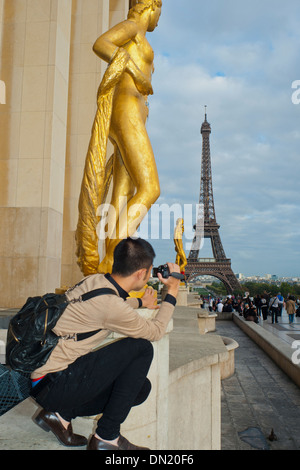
[31,338,153,440]
[270,307,279,324]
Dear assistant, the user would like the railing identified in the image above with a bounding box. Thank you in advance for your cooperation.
[188,258,231,263]
[198,258,216,263]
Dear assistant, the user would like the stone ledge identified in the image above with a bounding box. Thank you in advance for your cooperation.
[233,312,300,388]
[197,311,217,334]
[216,311,233,321]
[169,334,228,380]
[169,306,228,372]
[220,336,239,380]
[168,307,229,450]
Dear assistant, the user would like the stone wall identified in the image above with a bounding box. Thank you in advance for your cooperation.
[0,0,130,307]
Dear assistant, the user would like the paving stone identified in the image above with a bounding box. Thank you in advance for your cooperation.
[214,319,300,450]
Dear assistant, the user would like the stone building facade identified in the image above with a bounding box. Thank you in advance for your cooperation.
[0,0,131,307]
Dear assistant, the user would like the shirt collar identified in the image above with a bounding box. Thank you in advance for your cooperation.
[105,273,129,300]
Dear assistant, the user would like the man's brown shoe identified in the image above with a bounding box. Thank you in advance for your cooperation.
[87,434,149,450]
[34,410,87,447]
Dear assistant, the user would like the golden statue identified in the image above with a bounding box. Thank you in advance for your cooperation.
[174,218,187,273]
[75,0,162,276]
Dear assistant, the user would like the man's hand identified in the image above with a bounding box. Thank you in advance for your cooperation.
[157,262,181,298]
[141,288,159,309]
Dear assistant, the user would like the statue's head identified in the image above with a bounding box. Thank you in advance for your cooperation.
[130,0,162,9]
[176,218,184,233]
[128,0,162,30]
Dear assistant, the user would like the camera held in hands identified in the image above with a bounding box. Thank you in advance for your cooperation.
[153,264,185,281]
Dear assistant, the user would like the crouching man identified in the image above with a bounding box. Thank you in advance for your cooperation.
[30,238,180,450]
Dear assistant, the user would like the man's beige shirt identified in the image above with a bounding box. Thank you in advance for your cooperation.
[31,274,175,379]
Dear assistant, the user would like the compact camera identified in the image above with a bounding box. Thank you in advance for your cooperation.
[153,264,185,281]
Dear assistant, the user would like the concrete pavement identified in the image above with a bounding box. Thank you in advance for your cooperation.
[214,315,300,450]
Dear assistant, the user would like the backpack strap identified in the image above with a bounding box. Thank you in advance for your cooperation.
[66,287,117,342]
[81,287,117,302]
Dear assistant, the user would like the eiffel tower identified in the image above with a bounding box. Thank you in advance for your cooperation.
[185,109,241,294]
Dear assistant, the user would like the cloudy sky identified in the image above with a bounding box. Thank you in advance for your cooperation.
[141,0,300,278]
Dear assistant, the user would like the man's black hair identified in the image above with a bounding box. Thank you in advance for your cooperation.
[112,237,156,277]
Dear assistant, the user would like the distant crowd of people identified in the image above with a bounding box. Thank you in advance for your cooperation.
[199,292,300,325]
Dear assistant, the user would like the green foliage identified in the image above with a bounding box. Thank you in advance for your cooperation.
[209,282,227,296]
[236,281,300,298]
[201,281,300,299]
[195,287,211,295]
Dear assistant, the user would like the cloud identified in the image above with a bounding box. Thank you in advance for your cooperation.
[145,0,300,277]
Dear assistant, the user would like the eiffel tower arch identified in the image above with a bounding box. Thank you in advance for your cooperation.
[185,109,241,294]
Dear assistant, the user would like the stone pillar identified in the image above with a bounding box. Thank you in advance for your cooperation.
[197,311,217,334]
[162,285,188,306]
[0,0,131,306]
[60,0,111,288]
[61,0,130,288]
[0,0,72,307]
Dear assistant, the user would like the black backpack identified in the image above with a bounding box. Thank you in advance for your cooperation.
[6,287,116,374]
